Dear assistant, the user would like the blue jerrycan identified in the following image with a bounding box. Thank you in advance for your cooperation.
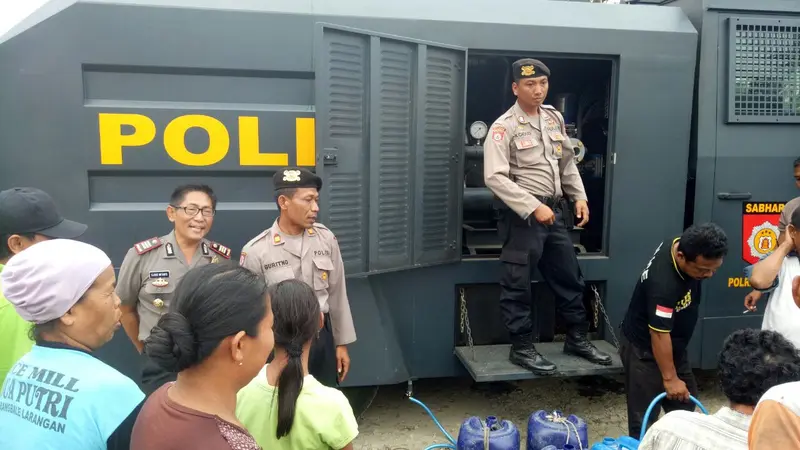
[527,410,588,450]
[589,393,709,450]
[457,416,521,450]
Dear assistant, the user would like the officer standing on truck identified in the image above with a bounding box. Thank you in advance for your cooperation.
[240,167,356,387]
[116,184,231,395]
[483,58,612,375]
[619,222,727,438]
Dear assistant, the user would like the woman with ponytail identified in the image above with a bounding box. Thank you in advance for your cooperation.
[130,263,274,450]
[236,279,358,449]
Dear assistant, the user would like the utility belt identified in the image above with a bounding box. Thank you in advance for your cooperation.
[493,194,564,213]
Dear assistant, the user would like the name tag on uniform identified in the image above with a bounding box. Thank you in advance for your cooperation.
[514,138,536,149]
[149,271,169,279]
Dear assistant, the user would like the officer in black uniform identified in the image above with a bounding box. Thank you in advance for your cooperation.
[483,58,612,374]
[619,222,727,438]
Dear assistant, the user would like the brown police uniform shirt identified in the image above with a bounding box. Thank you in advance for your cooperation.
[240,220,356,346]
[116,231,232,341]
[483,101,587,219]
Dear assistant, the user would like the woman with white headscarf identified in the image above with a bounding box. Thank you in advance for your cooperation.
[0,239,144,450]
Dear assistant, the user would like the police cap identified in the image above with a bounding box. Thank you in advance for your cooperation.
[512,58,551,82]
[273,167,323,191]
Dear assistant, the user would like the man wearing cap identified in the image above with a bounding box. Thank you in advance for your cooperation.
[0,187,87,383]
[483,58,612,374]
[241,167,356,387]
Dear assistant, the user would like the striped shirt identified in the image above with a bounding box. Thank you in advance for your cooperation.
[638,407,751,450]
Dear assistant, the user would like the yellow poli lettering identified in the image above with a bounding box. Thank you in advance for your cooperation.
[727,277,751,288]
[164,115,229,166]
[98,113,315,167]
[98,113,157,165]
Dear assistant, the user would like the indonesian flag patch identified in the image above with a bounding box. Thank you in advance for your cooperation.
[655,305,674,319]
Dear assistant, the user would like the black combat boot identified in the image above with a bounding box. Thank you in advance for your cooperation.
[509,334,556,375]
[563,325,613,365]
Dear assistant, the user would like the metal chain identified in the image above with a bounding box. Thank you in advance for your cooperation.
[592,290,599,329]
[459,287,476,361]
[592,284,620,350]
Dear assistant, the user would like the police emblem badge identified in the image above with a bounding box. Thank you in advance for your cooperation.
[520,65,535,76]
[742,202,785,265]
[283,170,301,182]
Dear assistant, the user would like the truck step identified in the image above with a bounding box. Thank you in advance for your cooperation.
[454,340,623,382]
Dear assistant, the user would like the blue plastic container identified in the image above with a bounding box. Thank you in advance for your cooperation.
[457,416,521,450]
[527,410,588,450]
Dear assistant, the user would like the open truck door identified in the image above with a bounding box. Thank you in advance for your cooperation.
[313,23,466,278]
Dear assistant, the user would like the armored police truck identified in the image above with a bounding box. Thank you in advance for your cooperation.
[0,0,797,391]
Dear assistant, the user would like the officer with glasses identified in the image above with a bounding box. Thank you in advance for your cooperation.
[116,184,232,395]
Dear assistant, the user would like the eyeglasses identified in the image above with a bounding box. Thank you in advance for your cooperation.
[171,205,215,217]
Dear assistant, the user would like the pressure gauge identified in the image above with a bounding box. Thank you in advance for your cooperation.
[469,121,488,140]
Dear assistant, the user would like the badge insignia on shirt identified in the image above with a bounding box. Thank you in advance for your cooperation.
[149,271,169,279]
[165,243,175,257]
[273,234,282,244]
[307,228,315,236]
[491,125,505,142]
[517,116,527,124]
[321,271,328,281]
[153,298,165,309]
[208,242,231,259]
[283,170,301,182]
[239,252,247,266]
[134,237,163,255]
[211,255,219,264]
[655,305,673,319]
[201,243,210,256]
[552,133,565,141]
[151,278,169,288]
[553,142,563,158]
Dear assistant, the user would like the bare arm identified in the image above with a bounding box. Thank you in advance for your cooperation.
[750,237,793,289]
[119,305,143,353]
[650,329,677,382]
[116,248,144,353]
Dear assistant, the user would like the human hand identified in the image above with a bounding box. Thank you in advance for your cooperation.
[664,378,690,402]
[744,290,761,312]
[533,205,555,225]
[575,200,589,227]
[336,345,350,383]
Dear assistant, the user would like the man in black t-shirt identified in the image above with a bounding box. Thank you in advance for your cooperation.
[620,223,728,438]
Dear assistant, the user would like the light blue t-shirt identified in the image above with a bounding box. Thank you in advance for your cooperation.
[0,343,144,450]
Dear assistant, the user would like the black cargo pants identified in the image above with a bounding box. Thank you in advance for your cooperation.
[498,197,588,342]
[619,331,698,439]
[309,313,339,388]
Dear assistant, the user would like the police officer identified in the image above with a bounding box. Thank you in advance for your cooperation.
[240,167,356,387]
[483,58,612,375]
[116,184,231,395]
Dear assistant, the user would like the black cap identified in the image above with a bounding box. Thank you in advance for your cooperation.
[512,58,551,82]
[272,167,323,191]
[0,188,88,238]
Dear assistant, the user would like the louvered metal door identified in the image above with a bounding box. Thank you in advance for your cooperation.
[313,23,466,277]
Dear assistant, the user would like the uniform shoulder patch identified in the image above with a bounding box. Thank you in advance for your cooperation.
[134,237,163,255]
[490,123,507,142]
[541,104,556,110]
[207,241,232,259]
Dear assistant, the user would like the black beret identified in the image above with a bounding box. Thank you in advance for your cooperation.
[512,58,551,81]
[273,167,322,191]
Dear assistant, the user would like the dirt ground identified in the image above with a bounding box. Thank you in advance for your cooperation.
[350,371,727,450]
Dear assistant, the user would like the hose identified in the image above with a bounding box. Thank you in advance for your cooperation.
[408,396,457,450]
